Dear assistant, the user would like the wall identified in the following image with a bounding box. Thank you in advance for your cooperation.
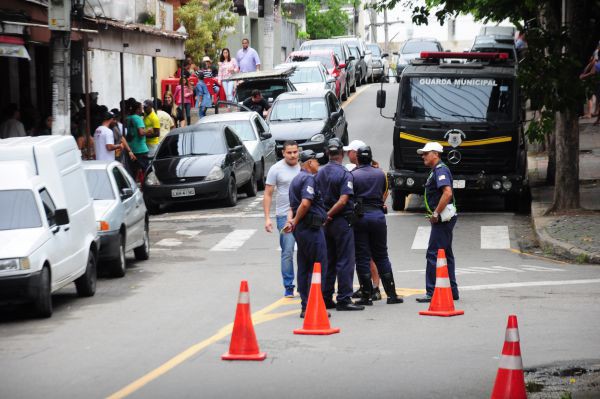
[157,57,178,97]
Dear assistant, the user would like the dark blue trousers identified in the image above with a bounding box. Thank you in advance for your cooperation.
[323,216,355,302]
[293,224,328,310]
[426,216,458,297]
[353,211,392,276]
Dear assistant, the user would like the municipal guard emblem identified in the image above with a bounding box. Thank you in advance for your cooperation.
[444,129,466,148]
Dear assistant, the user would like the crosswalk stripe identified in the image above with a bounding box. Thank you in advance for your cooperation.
[411,226,431,249]
[176,230,201,238]
[210,229,256,251]
[481,226,511,249]
[156,238,182,247]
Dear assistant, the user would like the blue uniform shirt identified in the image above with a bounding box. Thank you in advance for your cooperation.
[352,165,386,208]
[315,161,354,215]
[289,170,327,219]
[424,161,453,212]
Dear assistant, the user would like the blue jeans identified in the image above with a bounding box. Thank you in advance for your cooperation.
[276,215,295,289]
[199,106,208,118]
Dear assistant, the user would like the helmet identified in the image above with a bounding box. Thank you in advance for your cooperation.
[356,146,373,165]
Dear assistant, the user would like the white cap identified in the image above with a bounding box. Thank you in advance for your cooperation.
[416,142,444,154]
[343,139,367,152]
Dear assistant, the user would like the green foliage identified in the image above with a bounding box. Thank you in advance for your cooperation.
[298,31,310,40]
[296,0,350,39]
[178,0,237,62]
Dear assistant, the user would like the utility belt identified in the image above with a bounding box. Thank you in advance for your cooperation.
[363,205,384,213]
[302,213,325,230]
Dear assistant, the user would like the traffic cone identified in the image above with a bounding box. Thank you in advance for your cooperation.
[294,263,340,335]
[490,315,527,399]
[419,249,464,317]
[221,280,267,361]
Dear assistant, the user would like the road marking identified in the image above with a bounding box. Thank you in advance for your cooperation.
[396,264,564,276]
[210,229,256,251]
[460,278,600,291]
[155,238,182,247]
[341,85,371,109]
[481,226,511,249]
[508,248,569,264]
[106,297,300,399]
[521,265,565,272]
[411,226,431,249]
[176,230,201,238]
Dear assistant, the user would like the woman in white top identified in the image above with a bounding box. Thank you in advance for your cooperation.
[218,48,239,103]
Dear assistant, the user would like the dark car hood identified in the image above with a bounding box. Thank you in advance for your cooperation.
[152,153,226,179]
[268,119,326,141]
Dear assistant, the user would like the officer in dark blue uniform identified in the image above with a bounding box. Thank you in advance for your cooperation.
[284,150,328,318]
[316,138,364,311]
[351,146,404,306]
[414,142,459,303]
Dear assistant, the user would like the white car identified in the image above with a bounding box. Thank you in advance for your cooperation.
[367,43,390,82]
[83,161,150,278]
[275,62,336,93]
[197,111,277,190]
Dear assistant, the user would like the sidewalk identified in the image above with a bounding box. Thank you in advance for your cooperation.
[528,118,600,264]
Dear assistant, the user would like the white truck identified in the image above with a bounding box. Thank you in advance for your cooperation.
[0,136,99,317]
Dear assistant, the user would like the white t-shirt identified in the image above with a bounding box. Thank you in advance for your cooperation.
[265,159,301,216]
[0,118,26,139]
[94,125,115,161]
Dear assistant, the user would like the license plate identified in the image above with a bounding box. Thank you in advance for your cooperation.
[171,188,195,198]
[453,180,466,189]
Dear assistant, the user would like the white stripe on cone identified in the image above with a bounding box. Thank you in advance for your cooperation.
[435,277,451,288]
[505,328,520,342]
[311,273,321,284]
[436,258,447,268]
[238,291,250,304]
[498,354,523,370]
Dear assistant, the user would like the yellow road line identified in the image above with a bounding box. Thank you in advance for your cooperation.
[507,248,569,265]
[342,84,371,109]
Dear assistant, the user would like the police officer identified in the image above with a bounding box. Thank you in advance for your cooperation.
[415,142,459,303]
[284,150,328,318]
[316,138,364,311]
[351,146,404,306]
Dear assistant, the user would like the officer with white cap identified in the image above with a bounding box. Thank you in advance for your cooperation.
[415,142,459,303]
[343,139,367,171]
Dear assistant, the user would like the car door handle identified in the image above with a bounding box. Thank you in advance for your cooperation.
[64,226,70,231]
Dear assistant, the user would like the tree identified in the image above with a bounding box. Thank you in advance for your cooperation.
[372,0,600,212]
[296,0,351,39]
[177,0,237,62]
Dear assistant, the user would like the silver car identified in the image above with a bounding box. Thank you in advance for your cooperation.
[83,160,150,277]
[275,61,336,93]
[197,111,277,189]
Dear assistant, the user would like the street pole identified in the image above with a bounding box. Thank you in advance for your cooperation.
[383,8,389,51]
[263,0,274,70]
[49,0,72,136]
[369,1,377,43]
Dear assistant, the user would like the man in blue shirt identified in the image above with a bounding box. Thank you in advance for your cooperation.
[316,138,364,311]
[283,150,328,318]
[195,75,212,118]
[415,142,459,303]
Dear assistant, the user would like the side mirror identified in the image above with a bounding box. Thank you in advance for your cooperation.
[121,187,134,199]
[330,111,341,121]
[382,53,389,58]
[261,132,272,140]
[338,63,346,69]
[54,209,70,226]
[360,55,365,60]
[376,90,386,109]
[348,56,356,61]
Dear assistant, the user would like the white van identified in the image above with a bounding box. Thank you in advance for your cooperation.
[0,136,99,317]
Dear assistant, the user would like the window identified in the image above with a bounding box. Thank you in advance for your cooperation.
[225,128,241,148]
[327,93,339,113]
[112,167,131,194]
[156,129,227,158]
[270,98,328,121]
[39,188,57,226]
[85,169,115,200]
[402,41,440,54]
[289,67,325,84]
[0,190,42,230]
[253,117,265,135]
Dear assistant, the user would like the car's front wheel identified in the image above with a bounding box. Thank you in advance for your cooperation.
[134,219,150,261]
[224,176,237,207]
[109,233,127,277]
[33,266,52,318]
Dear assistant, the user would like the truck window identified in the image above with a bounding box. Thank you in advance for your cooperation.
[0,190,42,230]
[400,77,514,122]
[39,188,58,227]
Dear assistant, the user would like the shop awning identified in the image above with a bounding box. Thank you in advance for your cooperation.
[0,35,30,60]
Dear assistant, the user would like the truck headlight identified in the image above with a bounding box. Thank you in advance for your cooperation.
[395,177,405,186]
[205,165,224,181]
[145,171,160,186]
[502,180,513,190]
[406,178,415,187]
[492,181,502,190]
[310,133,325,142]
[0,258,30,272]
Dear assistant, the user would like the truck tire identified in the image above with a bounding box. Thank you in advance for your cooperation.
[391,190,407,211]
[75,251,97,297]
[517,188,531,214]
[33,266,52,318]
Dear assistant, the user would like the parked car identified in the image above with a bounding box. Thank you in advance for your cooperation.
[83,161,149,278]
[471,35,518,61]
[275,62,336,93]
[143,124,256,211]
[0,136,98,317]
[337,36,373,84]
[367,43,390,82]
[286,50,349,101]
[348,46,366,87]
[395,38,444,80]
[225,67,297,105]
[300,39,357,93]
[267,90,348,161]
[197,111,277,190]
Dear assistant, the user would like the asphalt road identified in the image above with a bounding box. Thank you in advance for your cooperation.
[1,83,600,399]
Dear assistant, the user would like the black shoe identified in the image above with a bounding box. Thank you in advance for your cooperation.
[355,273,373,306]
[380,272,403,305]
[371,287,382,301]
[453,292,460,301]
[351,288,363,299]
[324,299,336,309]
[336,300,365,311]
[415,295,432,303]
[355,297,373,306]
[387,296,404,304]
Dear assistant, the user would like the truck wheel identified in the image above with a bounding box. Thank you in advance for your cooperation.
[134,219,150,261]
[75,251,97,297]
[110,233,127,277]
[33,266,52,318]
[391,191,407,211]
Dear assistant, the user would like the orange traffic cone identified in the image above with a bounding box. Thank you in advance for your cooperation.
[490,315,527,399]
[294,263,340,335]
[221,280,267,361]
[419,249,464,317]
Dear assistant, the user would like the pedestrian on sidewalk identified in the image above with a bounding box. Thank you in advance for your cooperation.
[415,142,459,303]
[263,141,301,298]
[143,100,161,158]
[125,101,149,182]
[581,41,600,122]
[195,75,212,119]
[173,78,194,126]
[161,92,178,127]
[218,48,239,102]
[94,111,122,161]
[155,100,175,142]
[236,38,261,73]
[0,103,26,139]
[110,108,135,169]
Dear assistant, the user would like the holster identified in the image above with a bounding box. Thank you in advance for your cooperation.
[302,214,325,230]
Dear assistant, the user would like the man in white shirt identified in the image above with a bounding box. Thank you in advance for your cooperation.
[263,141,301,297]
[0,104,26,139]
[94,111,122,161]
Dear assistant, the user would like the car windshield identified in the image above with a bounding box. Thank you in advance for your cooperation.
[209,121,255,141]
[290,54,334,69]
[156,129,227,158]
[237,80,288,102]
[368,45,381,57]
[85,169,115,200]
[400,77,514,122]
[304,44,343,60]
[402,41,439,54]
[0,190,42,230]
[270,98,328,121]
[289,67,324,84]
[349,47,360,58]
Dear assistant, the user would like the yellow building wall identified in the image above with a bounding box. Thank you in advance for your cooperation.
[157,57,179,99]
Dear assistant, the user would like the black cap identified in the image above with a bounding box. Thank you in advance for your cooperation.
[356,145,373,165]
[102,111,115,121]
[143,99,154,108]
[327,138,343,152]
[300,149,324,163]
